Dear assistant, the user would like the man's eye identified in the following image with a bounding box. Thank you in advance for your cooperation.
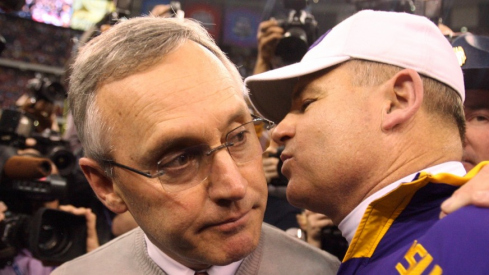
[466,110,489,125]
[475,115,488,122]
[160,152,198,169]
[300,99,315,112]
[228,130,249,146]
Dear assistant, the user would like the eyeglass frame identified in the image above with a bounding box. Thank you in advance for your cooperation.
[102,114,275,180]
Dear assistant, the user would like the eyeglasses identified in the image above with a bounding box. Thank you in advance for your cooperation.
[103,115,275,192]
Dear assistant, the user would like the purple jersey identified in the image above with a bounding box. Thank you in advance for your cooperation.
[339,163,489,275]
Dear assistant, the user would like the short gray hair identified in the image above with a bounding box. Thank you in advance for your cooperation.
[68,17,242,170]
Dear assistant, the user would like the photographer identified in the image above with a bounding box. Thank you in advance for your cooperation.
[0,203,99,275]
[254,0,318,76]
[0,70,100,273]
[253,18,285,75]
[0,157,100,275]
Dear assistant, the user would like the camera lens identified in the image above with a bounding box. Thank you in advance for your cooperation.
[41,81,66,103]
[37,223,70,255]
[49,146,76,176]
[275,27,309,63]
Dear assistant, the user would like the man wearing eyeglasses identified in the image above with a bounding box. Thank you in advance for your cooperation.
[51,17,340,275]
[246,10,489,274]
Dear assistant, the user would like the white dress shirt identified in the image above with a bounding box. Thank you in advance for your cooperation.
[145,234,243,275]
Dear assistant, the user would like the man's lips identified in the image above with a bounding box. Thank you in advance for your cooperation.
[280,152,292,178]
[203,210,251,232]
[280,152,292,163]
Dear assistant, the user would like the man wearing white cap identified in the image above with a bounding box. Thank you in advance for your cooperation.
[245,10,489,273]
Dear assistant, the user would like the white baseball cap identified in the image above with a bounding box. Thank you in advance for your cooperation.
[245,10,465,123]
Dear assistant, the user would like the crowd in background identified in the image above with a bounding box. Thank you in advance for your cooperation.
[0,1,488,274]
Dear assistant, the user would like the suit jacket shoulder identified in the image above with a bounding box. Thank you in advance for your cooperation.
[52,224,340,275]
[51,227,166,275]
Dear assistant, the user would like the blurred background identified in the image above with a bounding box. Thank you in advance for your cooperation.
[0,0,488,266]
[1,0,488,129]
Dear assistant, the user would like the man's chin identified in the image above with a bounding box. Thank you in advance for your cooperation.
[211,235,259,265]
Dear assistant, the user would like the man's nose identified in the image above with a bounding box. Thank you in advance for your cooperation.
[271,113,296,145]
[206,149,247,201]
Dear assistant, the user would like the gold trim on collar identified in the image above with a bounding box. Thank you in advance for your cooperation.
[343,161,488,262]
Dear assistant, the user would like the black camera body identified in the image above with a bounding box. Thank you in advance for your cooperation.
[30,132,77,177]
[0,208,86,268]
[0,144,84,267]
[0,109,76,178]
[0,73,82,266]
[26,75,66,104]
[0,141,84,267]
[275,0,318,64]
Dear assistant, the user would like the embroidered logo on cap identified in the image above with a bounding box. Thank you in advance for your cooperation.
[453,46,467,67]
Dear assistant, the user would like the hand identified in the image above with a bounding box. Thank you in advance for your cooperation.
[150,4,173,18]
[0,201,7,221]
[440,164,489,218]
[263,145,280,184]
[58,205,100,252]
[263,155,280,184]
[296,211,308,231]
[304,210,333,248]
[253,19,284,75]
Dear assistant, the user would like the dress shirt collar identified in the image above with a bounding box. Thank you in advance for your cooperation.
[144,234,243,275]
[338,161,466,244]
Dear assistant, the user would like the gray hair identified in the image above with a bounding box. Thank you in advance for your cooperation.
[68,16,242,170]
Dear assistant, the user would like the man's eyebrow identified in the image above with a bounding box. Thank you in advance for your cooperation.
[224,107,251,126]
[143,107,250,163]
[142,137,190,164]
[292,78,307,101]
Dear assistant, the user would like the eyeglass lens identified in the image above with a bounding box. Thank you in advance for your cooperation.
[156,119,272,192]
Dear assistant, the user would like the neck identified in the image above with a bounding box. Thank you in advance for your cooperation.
[332,129,462,225]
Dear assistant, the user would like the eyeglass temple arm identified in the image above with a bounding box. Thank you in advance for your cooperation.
[104,160,155,178]
[251,114,276,129]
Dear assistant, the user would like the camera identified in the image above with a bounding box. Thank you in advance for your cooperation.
[168,1,184,18]
[21,74,67,133]
[30,131,77,177]
[320,225,348,260]
[0,72,82,266]
[26,75,66,105]
[0,208,86,268]
[0,108,76,177]
[0,142,85,267]
[275,0,318,64]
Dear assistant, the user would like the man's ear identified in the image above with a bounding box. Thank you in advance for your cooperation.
[381,68,424,131]
[79,157,128,214]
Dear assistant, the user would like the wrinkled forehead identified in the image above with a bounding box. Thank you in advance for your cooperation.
[95,41,249,151]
